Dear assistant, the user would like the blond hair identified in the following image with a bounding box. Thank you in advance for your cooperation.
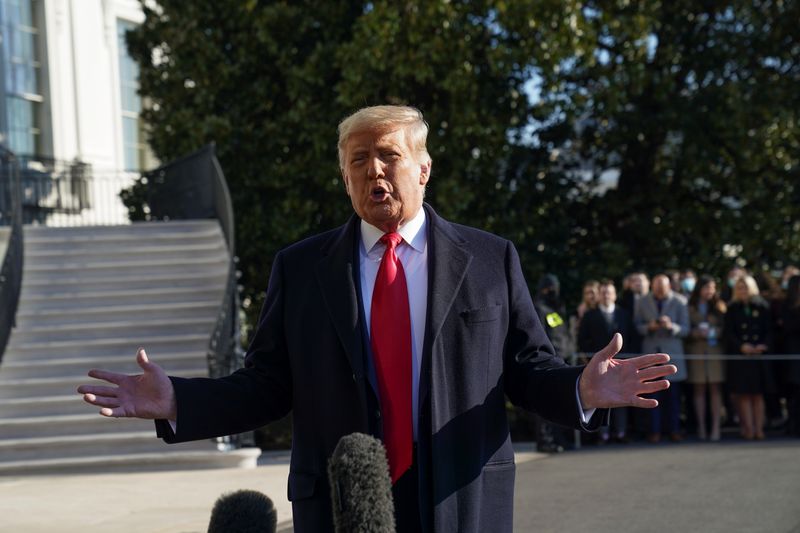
[732,275,760,302]
[337,105,430,170]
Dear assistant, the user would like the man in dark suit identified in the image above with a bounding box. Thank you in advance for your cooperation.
[78,105,676,532]
[578,279,635,442]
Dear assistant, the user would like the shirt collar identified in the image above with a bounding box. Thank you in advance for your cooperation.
[360,207,427,254]
[599,303,616,314]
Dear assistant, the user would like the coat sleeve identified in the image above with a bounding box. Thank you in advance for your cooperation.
[156,251,294,443]
[501,241,607,431]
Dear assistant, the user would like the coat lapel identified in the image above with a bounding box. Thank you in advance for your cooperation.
[314,214,366,381]
[419,204,473,415]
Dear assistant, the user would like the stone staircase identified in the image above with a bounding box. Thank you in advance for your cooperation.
[0,220,260,475]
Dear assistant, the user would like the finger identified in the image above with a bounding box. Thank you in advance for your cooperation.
[637,364,679,382]
[637,379,671,395]
[77,384,119,397]
[99,407,126,417]
[83,393,120,409]
[595,333,623,361]
[630,396,659,409]
[629,353,671,370]
[136,347,150,370]
[87,369,127,385]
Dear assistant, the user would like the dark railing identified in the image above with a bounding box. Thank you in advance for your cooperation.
[0,147,23,364]
[15,154,141,227]
[141,144,247,449]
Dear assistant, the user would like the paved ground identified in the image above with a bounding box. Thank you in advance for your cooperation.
[0,451,295,533]
[514,438,800,533]
[2,439,797,532]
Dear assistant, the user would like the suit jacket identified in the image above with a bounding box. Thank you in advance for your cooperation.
[634,293,689,381]
[577,306,634,355]
[156,204,605,532]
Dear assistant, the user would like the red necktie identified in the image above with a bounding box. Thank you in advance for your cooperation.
[371,232,413,484]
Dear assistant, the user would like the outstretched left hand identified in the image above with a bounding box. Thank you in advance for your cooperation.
[578,333,677,410]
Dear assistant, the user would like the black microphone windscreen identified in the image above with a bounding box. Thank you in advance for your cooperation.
[207,489,277,533]
[328,432,395,533]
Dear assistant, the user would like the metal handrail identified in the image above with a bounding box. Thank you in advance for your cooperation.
[141,145,247,449]
[0,147,23,363]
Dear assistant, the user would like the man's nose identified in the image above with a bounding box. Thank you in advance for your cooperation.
[367,157,384,179]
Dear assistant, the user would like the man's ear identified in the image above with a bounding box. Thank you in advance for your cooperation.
[419,160,432,186]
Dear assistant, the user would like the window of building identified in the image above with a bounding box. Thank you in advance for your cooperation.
[117,19,146,172]
[1,0,42,156]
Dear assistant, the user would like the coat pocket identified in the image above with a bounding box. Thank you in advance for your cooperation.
[460,304,502,324]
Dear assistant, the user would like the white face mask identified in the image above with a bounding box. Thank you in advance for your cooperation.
[681,278,696,293]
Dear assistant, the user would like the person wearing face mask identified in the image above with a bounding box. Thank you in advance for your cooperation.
[679,270,697,297]
[721,266,748,303]
[530,274,574,453]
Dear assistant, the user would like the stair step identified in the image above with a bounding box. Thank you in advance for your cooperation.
[20,269,229,292]
[0,413,159,438]
[15,301,222,327]
[25,241,226,262]
[7,316,216,344]
[3,333,209,360]
[24,229,225,251]
[23,220,222,240]
[23,254,229,278]
[0,448,261,475]
[0,351,207,381]
[0,431,219,461]
[18,282,228,304]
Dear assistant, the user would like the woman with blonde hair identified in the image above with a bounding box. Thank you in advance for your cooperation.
[723,275,775,439]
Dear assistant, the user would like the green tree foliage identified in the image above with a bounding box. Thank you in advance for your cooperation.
[126,0,799,321]
[524,1,800,284]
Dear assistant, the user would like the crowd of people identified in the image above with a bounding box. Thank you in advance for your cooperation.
[529,266,800,449]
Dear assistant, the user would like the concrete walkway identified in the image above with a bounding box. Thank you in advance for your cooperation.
[0,451,294,533]
[0,444,547,532]
[514,438,800,532]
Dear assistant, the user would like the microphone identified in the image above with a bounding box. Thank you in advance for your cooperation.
[328,432,396,533]
[207,489,277,533]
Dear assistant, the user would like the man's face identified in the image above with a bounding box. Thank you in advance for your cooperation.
[652,275,671,299]
[599,284,616,306]
[631,274,648,294]
[600,285,617,307]
[341,127,431,232]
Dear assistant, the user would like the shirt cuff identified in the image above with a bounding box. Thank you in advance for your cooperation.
[575,377,596,424]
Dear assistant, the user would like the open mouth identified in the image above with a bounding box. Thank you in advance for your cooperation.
[370,186,390,202]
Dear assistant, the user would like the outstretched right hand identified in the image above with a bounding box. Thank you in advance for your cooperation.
[77,348,177,420]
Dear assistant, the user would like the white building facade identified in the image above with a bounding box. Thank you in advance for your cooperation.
[3,0,153,225]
